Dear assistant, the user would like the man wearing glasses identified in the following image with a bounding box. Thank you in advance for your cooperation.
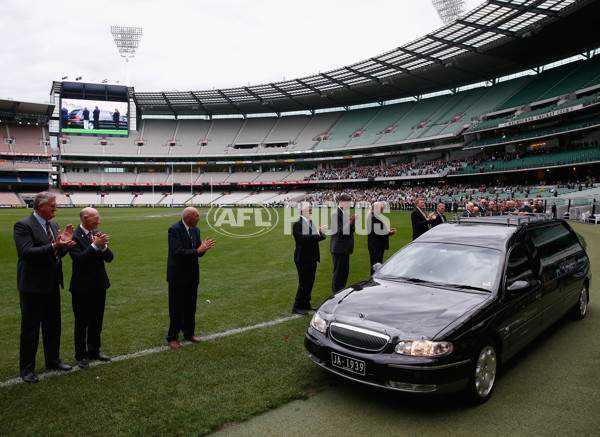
[14,192,75,383]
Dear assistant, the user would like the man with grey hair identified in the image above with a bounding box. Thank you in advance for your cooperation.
[462,202,476,217]
[14,191,75,383]
[292,202,328,315]
[430,203,447,227]
[166,207,215,349]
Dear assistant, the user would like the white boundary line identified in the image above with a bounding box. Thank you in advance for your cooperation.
[0,314,301,389]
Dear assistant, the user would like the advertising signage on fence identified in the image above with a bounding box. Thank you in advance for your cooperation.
[498,105,582,128]
[1,152,52,157]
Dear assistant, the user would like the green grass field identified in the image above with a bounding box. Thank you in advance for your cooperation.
[0,207,413,436]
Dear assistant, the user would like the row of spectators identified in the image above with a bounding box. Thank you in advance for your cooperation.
[303,140,599,182]
[304,159,465,181]
[299,182,588,212]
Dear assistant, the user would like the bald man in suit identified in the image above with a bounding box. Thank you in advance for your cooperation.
[166,207,215,349]
[292,202,328,315]
[69,207,114,369]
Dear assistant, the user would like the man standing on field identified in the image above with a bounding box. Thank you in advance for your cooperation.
[166,207,215,349]
[14,191,75,383]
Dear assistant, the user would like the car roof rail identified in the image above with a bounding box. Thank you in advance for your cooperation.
[454,213,554,226]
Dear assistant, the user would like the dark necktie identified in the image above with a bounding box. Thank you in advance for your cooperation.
[88,232,94,243]
[45,221,59,263]
[188,228,194,246]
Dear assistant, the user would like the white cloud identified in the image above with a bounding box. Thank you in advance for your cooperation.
[0,0,484,102]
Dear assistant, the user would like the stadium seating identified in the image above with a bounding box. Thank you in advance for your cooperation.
[172,119,211,155]
[234,118,277,148]
[4,124,48,154]
[318,106,380,150]
[138,120,177,156]
[0,191,22,204]
[299,112,343,150]
[496,62,582,111]
[264,115,309,146]
[537,56,600,100]
[201,119,244,154]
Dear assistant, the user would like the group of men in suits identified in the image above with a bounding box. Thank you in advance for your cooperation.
[14,196,218,382]
[292,194,398,315]
[14,193,113,383]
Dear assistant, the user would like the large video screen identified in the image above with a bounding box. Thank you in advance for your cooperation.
[60,98,129,136]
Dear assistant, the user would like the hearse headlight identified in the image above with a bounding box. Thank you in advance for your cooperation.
[310,312,328,334]
[395,340,453,357]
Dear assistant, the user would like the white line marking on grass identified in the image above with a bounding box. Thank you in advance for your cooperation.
[0,314,301,389]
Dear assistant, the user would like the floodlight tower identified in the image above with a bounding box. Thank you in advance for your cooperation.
[110,26,143,86]
[432,0,465,25]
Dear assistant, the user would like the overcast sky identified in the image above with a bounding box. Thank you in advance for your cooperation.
[0,0,483,104]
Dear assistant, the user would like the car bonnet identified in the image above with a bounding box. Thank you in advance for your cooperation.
[323,279,493,339]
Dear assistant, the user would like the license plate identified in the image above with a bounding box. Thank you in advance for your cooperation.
[331,352,366,376]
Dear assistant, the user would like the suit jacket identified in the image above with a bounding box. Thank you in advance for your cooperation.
[14,213,68,293]
[330,207,355,255]
[430,213,447,227]
[367,214,390,252]
[293,217,326,264]
[69,226,114,293]
[411,207,430,240]
[167,220,202,286]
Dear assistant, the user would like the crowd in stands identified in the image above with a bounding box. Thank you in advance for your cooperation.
[305,160,461,181]
[303,139,600,182]
[301,178,596,212]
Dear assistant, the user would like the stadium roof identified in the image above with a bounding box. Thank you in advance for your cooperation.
[134,0,600,117]
[0,99,54,123]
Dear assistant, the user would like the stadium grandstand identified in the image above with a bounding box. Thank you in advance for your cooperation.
[1,0,599,221]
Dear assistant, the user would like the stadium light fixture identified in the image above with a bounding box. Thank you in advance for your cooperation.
[431,0,465,25]
[110,26,143,85]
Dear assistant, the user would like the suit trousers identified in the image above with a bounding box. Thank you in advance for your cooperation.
[331,253,350,293]
[294,260,317,310]
[369,249,385,275]
[19,286,62,375]
[167,283,198,342]
[72,290,106,360]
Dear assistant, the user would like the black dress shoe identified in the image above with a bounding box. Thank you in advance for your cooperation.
[90,353,111,362]
[47,362,72,372]
[77,358,90,369]
[292,307,308,316]
[308,305,318,311]
[22,373,39,383]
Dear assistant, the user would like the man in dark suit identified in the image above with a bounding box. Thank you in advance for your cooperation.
[166,207,215,349]
[13,191,75,383]
[69,207,114,369]
[93,106,100,129]
[292,202,328,315]
[330,193,357,293]
[430,203,447,227]
[462,202,477,217]
[112,108,120,130]
[367,202,396,274]
[411,198,436,240]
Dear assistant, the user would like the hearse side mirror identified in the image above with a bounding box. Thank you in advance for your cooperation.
[507,279,541,295]
[507,280,529,292]
[372,263,383,274]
